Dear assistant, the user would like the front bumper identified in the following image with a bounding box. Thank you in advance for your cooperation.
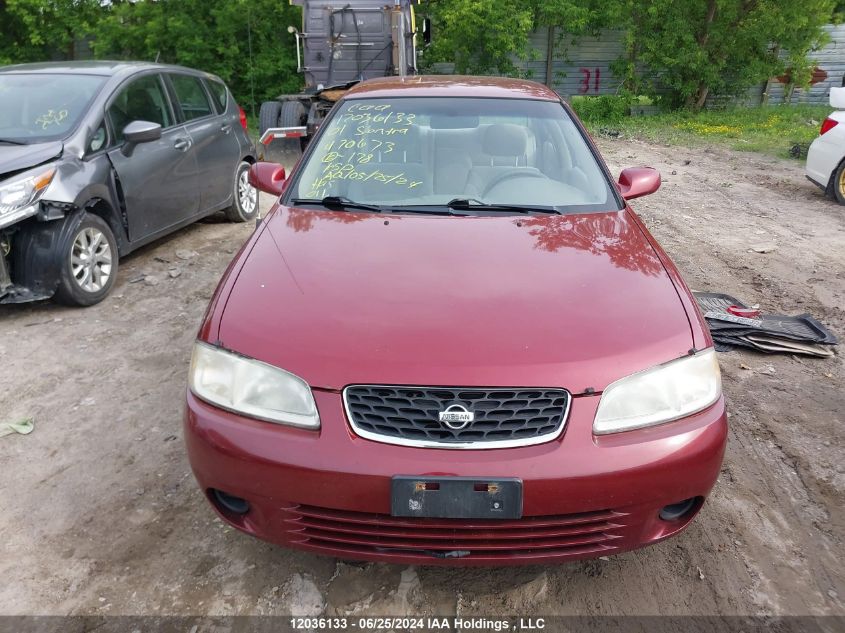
[184,389,728,566]
[0,211,80,304]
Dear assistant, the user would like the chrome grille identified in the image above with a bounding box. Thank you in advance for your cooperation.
[343,385,571,449]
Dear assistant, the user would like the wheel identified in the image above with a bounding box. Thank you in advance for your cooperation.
[834,160,845,206]
[280,100,306,127]
[281,101,309,151]
[258,101,281,136]
[223,161,259,222]
[54,213,118,306]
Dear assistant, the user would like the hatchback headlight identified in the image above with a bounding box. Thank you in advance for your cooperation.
[593,348,721,434]
[0,164,56,229]
[189,341,320,428]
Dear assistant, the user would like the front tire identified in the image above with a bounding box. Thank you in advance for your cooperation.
[54,213,118,306]
[834,160,845,206]
[223,161,259,222]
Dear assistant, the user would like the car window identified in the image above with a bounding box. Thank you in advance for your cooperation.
[206,79,228,113]
[170,75,213,121]
[108,75,173,139]
[290,97,621,213]
[0,73,107,143]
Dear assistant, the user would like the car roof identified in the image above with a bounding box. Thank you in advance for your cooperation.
[0,60,220,80]
[344,75,562,101]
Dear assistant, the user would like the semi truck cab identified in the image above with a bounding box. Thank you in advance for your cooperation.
[259,0,427,156]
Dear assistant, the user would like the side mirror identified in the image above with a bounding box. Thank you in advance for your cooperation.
[421,17,432,46]
[618,167,661,201]
[248,162,287,196]
[121,120,162,156]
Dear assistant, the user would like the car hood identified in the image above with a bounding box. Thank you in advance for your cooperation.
[0,141,63,180]
[217,207,694,392]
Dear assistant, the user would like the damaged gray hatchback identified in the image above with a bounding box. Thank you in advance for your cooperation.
[0,61,257,306]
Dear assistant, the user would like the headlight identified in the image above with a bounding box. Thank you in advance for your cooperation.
[0,164,56,229]
[189,341,320,428]
[593,348,721,434]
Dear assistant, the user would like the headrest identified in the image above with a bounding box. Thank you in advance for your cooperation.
[391,123,421,160]
[483,124,527,157]
[400,122,419,141]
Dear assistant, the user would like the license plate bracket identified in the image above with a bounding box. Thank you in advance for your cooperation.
[390,476,523,519]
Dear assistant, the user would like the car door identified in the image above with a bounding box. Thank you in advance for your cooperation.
[106,73,199,241]
[167,73,238,212]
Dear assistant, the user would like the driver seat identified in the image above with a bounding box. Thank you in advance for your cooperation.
[468,124,540,196]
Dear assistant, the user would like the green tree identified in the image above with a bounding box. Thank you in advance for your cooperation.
[621,0,837,109]
[534,0,622,36]
[422,0,837,111]
[89,0,302,114]
[419,0,617,76]
[0,0,100,65]
[420,0,535,75]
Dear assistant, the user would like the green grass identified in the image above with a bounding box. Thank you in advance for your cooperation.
[246,114,261,143]
[575,100,833,159]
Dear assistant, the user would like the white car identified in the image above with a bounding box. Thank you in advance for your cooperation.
[807,86,845,205]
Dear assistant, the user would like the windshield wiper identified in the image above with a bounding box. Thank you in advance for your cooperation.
[388,206,467,216]
[446,198,561,214]
[0,138,26,146]
[291,196,384,213]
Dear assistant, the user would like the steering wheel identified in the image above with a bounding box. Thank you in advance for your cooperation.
[482,170,547,198]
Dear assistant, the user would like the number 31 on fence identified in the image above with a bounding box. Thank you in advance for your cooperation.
[579,68,601,94]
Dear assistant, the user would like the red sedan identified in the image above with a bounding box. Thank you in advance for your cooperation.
[184,76,727,565]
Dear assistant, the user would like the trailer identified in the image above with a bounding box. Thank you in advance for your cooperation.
[259,0,428,159]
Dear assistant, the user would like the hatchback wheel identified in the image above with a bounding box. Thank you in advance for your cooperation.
[224,161,259,222]
[54,213,118,306]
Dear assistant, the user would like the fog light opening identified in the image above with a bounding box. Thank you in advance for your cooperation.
[210,489,250,515]
[659,497,700,521]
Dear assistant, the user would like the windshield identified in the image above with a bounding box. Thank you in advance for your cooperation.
[290,97,621,213]
[0,73,107,143]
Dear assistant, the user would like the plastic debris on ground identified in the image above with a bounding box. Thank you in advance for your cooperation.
[693,292,837,357]
[0,418,34,438]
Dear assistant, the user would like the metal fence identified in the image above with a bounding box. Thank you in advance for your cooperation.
[441,23,845,106]
[763,24,845,105]
[521,27,627,98]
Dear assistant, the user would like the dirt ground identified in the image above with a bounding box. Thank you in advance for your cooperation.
[1,138,843,619]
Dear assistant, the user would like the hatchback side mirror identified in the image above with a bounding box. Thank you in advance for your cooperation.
[121,120,162,156]
[248,162,287,196]
[618,167,661,200]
